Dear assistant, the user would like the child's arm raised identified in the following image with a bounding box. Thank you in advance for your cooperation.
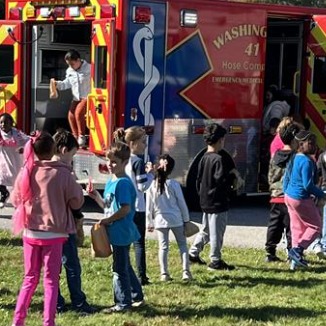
[87,188,105,209]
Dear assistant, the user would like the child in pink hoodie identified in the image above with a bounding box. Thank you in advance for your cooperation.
[11,131,84,326]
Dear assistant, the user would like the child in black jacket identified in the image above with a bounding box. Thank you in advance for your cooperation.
[189,123,239,270]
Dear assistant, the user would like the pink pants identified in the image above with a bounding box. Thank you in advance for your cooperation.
[285,195,322,249]
[13,240,63,326]
[68,99,87,138]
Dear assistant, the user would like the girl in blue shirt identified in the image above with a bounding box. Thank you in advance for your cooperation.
[284,130,326,269]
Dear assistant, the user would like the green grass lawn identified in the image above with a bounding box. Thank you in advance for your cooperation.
[1,229,326,326]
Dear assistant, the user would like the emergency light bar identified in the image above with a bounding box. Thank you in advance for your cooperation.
[31,0,86,7]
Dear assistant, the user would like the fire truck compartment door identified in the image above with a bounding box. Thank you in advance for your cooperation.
[87,18,115,154]
[305,15,326,145]
[0,21,24,126]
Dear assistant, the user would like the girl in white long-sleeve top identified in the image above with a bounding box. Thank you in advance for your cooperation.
[146,154,192,282]
[0,113,29,208]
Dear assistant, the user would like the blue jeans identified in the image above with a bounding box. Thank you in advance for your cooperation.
[133,212,147,279]
[57,234,86,308]
[112,245,143,309]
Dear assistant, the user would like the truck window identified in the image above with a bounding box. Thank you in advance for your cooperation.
[312,56,326,94]
[0,45,14,84]
[52,24,91,45]
[41,49,67,84]
[94,46,107,89]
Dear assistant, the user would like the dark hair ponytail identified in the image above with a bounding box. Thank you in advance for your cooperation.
[156,154,175,195]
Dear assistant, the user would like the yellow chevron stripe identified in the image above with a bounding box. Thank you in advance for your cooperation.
[307,80,326,115]
[94,23,105,46]
[88,95,103,152]
[90,0,101,19]
[90,45,95,92]
[0,25,16,44]
[311,25,326,54]
[98,111,107,142]
[90,127,101,150]
[0,76,19,102]
[6,75,18,95]
[307,82,326,108]
[11,107,17,123]
[307,118,324,148]
[307,47,326,106]
[8,2,18,13]
[0,26,8,44]
[306,79,326,149]
[14,42,19,61]
[306,46,326,147]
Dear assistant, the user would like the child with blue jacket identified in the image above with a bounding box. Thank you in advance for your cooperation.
[87,141,144,312]
[284,130,326,269]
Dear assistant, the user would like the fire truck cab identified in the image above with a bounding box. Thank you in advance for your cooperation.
[1,0,326,209]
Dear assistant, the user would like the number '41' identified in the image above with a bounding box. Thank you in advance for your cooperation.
[245,43,259,56]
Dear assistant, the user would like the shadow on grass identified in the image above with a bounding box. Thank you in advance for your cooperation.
[194,273,325,289]
[0,301,106,314]
[237,263,326,274]
[0,287,14,296]
[0,236,22,247]
[139,304,321,322]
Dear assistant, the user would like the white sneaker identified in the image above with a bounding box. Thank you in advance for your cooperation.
[0,202,4,209]
[160,274,172,282]
[182,270,193,281]
[314,245,324,259]
[315,246,326,259]
[78,135,86,147]
[131,299,145,308]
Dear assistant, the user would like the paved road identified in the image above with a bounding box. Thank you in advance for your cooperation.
[0,196,273,249]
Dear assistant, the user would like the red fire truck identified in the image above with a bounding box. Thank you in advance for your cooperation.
[1,0,326,207]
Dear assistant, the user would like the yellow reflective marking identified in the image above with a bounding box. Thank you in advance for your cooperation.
[307,80,326,116]
[90,127,101,150]
[94,23,105,46]
[308,118,324,148]
[0,25,16,44]
[311,25,326,54]
[306,80,326,146]
[98,111,107,144]
[14,41,19,61]
[11,108,17,123]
